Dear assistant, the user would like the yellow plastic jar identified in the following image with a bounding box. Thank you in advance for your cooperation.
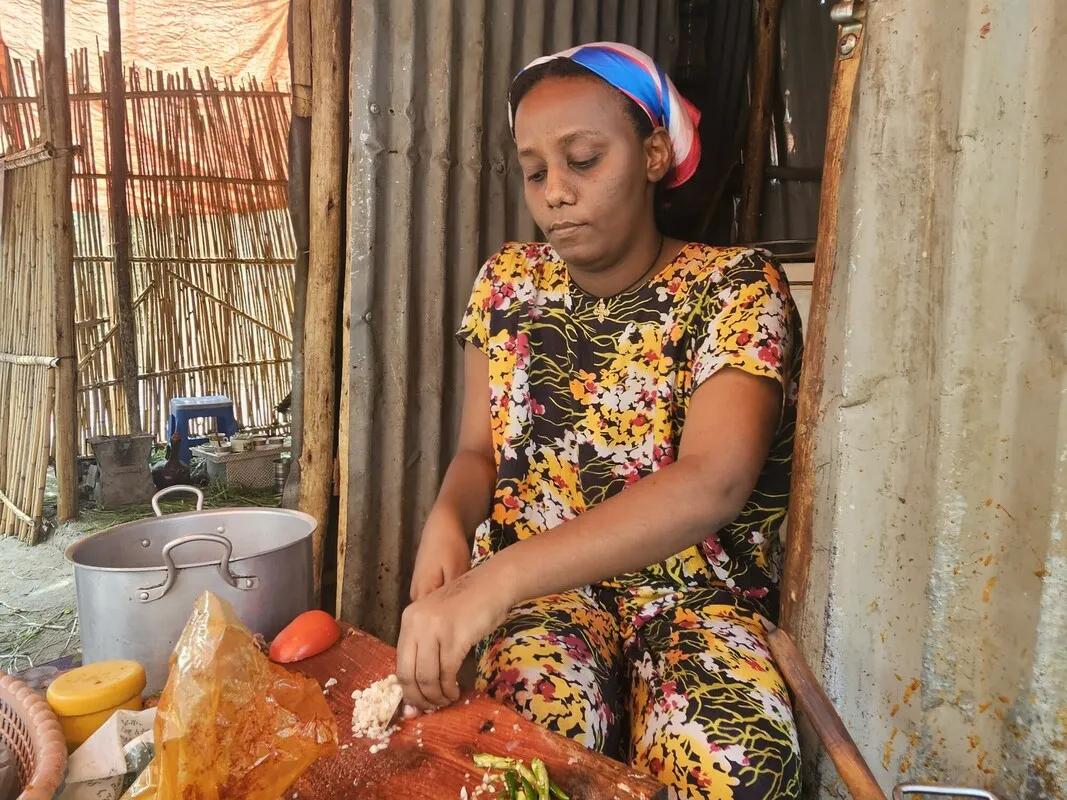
[46,660,146,749]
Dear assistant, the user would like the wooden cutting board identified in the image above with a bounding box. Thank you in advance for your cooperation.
[292,624,667,800]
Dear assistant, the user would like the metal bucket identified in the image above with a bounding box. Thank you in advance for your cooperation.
[65,486,316,693]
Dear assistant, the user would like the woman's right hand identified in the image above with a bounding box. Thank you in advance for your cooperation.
[410,510,472,601]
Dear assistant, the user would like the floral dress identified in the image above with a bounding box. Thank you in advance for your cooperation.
[458,242,804,800]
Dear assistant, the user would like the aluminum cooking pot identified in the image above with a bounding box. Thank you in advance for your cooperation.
[65,486,316,693]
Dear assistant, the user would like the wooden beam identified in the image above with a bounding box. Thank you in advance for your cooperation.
[291,0,312,119]
[40,0,79,522]
[106,0,141,434]
[282,0,313,511]
[780,12,867,631]
[298,0,347,601]
[762,618,887,799]
[335,214,352,617]
[738,0,782,243]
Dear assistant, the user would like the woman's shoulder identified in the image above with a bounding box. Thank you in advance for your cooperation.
[674,242,782,276]
[671,243,791,297]
[475,242,566,290]
[482,242,560,273]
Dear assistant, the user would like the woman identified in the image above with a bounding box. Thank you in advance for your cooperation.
[398,43,803,800]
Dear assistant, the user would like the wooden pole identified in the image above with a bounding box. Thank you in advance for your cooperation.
[299,0,347,600]
[738,0,782,243]
[291,0,312,119]
[106,0,142,434]
[335,221,352,618]
[283,0,312,510]
[780,8,867,630]
[40,0,79,521]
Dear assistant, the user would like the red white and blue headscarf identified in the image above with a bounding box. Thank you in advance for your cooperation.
[508,42,702,188]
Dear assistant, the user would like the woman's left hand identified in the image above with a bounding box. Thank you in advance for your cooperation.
[396,565,512,712]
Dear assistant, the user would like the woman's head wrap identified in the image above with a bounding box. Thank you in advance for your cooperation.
[508,42,701,188]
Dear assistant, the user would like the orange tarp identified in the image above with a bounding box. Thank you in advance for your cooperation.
[2,0,290,83]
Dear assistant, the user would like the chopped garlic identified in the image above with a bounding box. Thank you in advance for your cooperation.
[350,674,403,751]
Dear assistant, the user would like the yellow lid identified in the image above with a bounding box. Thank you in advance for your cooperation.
[46,660,147,717]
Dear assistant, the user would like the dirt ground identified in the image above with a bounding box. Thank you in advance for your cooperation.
[0,528,85,673]
[0,503,90,673]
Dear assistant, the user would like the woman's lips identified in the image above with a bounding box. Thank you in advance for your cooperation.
[548,221,586,237]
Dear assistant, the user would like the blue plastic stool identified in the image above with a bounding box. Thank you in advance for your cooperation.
[166,395,239,463]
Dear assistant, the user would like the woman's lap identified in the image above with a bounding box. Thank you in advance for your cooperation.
[476,587,801,800]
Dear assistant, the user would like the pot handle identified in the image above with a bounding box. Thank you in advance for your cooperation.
[151,485,205,516]
[893,786,1000,800]
[137,533,259,603]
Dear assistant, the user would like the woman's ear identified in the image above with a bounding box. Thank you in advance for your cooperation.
[645,128,673,184]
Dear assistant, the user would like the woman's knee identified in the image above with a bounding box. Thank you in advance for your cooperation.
[633,716,801,800]
[475,594,624,753]
[628,606,802,798]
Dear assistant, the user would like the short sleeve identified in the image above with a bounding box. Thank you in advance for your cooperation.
[690,250,795,393]
[456,254,500,354]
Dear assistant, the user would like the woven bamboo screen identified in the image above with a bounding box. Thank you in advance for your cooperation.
[0,48,294,448]
[0,146,59,543]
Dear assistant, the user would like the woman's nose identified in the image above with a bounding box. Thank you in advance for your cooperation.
[543,168,575,208]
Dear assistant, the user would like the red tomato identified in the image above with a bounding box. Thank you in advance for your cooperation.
[269,610,341,663]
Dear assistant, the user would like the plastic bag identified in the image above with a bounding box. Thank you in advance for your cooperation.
[122,591,338,799]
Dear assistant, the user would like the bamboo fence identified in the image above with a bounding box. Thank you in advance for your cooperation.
[0,145,59,543]
[0,47,294,452]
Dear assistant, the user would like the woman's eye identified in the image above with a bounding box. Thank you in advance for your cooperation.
[525,170,546,184]
[570,156,600,171]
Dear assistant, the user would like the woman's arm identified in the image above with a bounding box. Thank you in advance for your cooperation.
[428,345,496,535]
[408,346,496,601]
[483,368,779,600]
[397,366,781,710]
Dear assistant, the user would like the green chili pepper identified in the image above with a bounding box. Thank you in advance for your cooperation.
[506,760,540,790]
[474,754,519,771]
[473,753,564,800]
[504,770,520,800]
[530,758,551,800]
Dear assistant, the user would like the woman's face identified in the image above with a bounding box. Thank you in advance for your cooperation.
[513,75,671,269]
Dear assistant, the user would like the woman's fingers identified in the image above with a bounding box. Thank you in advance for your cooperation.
[440,645,465,704]
[396,621,432,711]
[410,563,447,601]
[415,636,449,710]
[442,558,471,584]
[398,604,454,711]
[410,568,445,602]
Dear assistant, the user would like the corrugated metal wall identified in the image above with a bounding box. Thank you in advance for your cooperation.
[797,0,1067,796]
[340,0,678,642]
[760,0,836,243]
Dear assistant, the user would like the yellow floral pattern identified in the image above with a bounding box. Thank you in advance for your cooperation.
[459,242,803,618]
